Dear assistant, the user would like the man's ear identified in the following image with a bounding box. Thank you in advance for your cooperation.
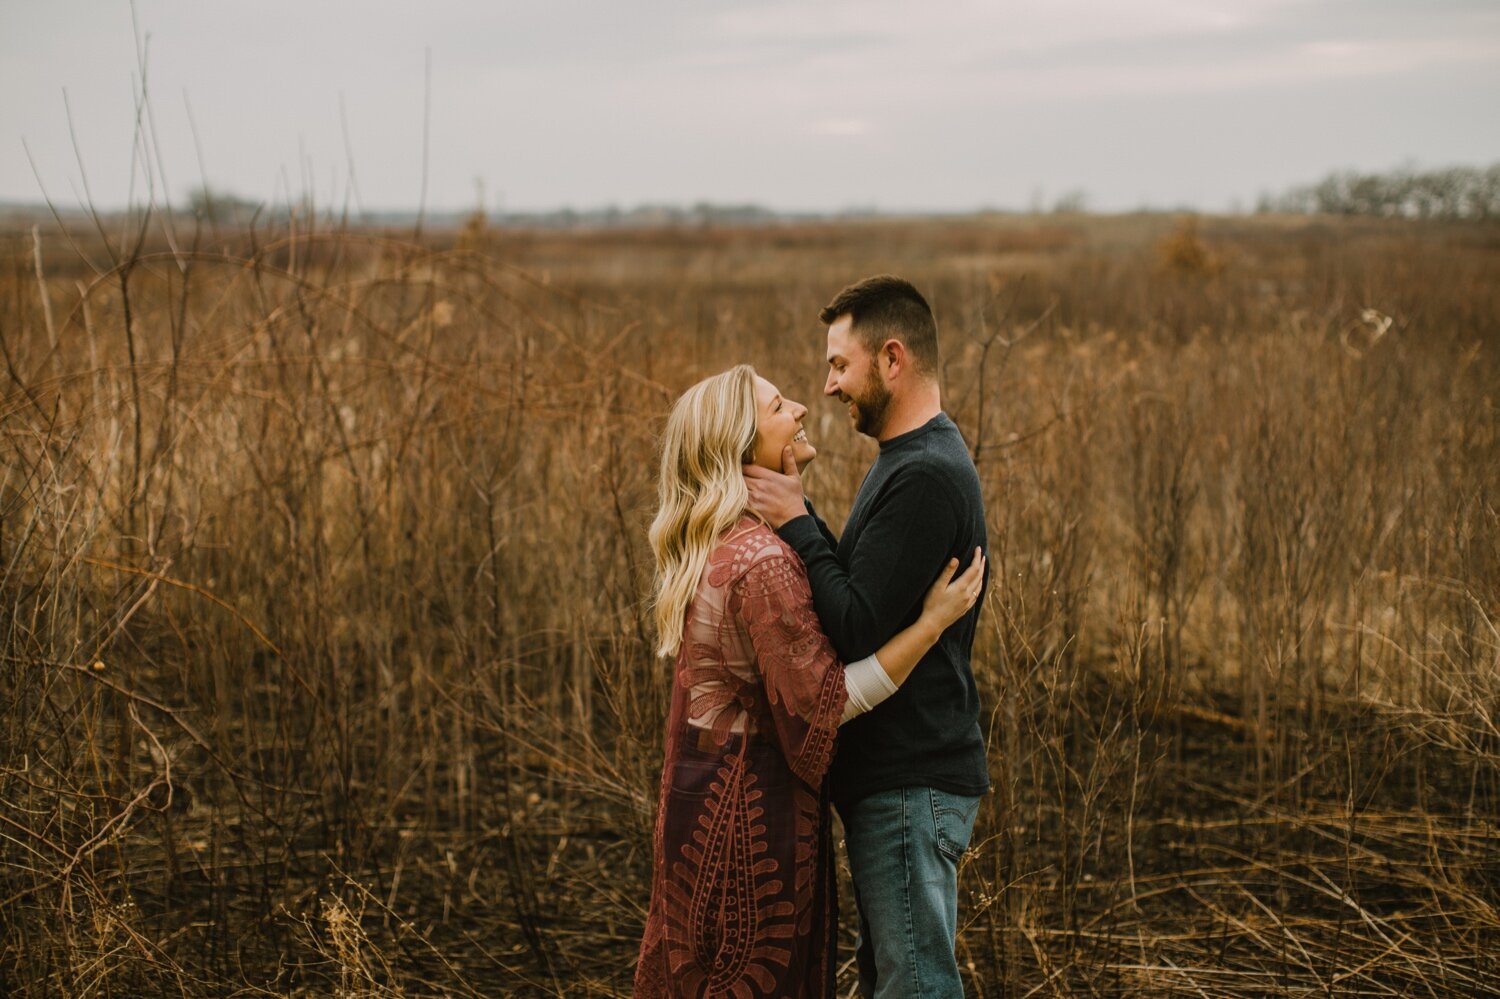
[881,338,908,381]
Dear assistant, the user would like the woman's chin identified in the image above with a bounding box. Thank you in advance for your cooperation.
[794,442,818,466]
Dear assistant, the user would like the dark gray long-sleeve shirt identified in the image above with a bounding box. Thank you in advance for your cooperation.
[778,412,990,807]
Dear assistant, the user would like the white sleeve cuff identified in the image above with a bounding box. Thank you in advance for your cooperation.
[841,654,898,724]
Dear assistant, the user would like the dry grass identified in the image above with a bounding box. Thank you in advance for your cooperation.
[1,210,1497,996]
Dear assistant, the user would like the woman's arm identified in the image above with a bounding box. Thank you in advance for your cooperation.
[734,545,985,775]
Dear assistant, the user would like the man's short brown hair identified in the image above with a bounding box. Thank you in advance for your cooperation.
[819,275,940,375]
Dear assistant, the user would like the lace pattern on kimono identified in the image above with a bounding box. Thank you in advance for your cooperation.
[634,519,846,998]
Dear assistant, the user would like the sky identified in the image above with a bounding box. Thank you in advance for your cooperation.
[3,0,1498,214]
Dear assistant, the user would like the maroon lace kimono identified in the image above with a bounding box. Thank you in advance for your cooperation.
[634,516,847,999]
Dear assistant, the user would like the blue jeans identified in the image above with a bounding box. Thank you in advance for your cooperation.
[841,787,981,998]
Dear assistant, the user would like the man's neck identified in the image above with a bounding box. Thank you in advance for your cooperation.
[875,384,942,443]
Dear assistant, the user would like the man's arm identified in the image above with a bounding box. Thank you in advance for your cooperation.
[744,444,839,565]
[744,446,966,660]
[780,470,962,662]
[802,497,839,551]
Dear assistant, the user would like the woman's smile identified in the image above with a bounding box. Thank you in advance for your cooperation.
[751,375,817,471]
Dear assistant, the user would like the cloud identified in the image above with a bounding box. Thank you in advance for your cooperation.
[3,0,1496,210]
[810,118,870,137]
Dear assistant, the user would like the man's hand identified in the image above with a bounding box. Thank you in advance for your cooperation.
[743,446,808,529]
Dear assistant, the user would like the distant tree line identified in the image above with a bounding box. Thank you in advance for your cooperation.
[1259,163,1500,220]
[186,185,263,225]
[174,188,820,230]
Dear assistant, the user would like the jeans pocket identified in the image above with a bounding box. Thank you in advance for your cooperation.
[929,788,980,862]
[668,756,723,799]
[670,733,735,798]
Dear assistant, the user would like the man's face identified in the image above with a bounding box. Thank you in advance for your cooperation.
[824,315,893,439]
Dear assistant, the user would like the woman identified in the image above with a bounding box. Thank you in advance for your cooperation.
[633,365,985,998]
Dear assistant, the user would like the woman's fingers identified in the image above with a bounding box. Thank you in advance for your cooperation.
[957,550,985,606]
[926,551,986,620]
[939,557,959,584]
[952,548,985,590]
[924,559,962,617]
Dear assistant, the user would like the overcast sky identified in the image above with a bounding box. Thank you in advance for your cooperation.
[3,0,1498,214]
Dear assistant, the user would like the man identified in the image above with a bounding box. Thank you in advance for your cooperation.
[745,275,990,997]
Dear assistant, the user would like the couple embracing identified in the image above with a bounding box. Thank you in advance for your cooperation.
[634,276,990,999]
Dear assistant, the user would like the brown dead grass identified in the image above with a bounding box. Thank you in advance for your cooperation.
[1,212,1497,996]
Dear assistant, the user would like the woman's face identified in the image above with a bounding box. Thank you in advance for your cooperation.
[750,375,817,472]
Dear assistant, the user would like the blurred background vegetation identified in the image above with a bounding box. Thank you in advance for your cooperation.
[1,206,1497,996]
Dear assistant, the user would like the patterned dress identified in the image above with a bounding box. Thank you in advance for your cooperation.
[634,516,848,999]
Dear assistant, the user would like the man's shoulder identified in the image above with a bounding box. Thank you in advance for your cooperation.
[866,434,984,531]
[883,435,980,492]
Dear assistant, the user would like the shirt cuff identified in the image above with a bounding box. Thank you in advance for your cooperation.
[777,513,823,551]
[841,654,897,724]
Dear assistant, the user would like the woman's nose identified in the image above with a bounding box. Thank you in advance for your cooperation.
[792,401,808,420]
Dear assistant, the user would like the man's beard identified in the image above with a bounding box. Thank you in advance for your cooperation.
[850,367,893,437]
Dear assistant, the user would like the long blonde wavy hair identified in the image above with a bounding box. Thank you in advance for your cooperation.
[649,364,760,659]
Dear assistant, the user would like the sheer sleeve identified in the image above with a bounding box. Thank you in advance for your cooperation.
[732,550,846,788]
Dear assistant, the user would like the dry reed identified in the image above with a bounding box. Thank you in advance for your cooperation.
[1,210,1497,996]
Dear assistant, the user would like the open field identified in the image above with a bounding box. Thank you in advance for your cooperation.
[2,211,1498,996]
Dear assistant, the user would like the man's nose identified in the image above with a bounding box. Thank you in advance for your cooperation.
[823,372,839,397]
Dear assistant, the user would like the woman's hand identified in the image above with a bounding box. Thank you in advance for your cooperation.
[921,548,987,631]
[865,547,988,694]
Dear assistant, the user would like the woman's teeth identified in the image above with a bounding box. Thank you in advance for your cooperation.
[792,429,807,443]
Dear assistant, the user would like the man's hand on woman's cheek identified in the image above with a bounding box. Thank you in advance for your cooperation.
[744,446,808,528]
